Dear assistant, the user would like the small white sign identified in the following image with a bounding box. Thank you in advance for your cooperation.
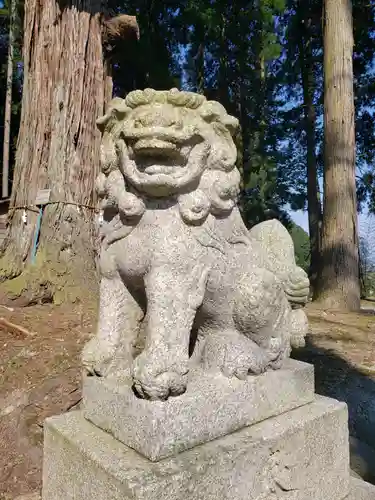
[35,189,51,206]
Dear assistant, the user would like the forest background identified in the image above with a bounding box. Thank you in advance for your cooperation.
[1,0,375,301]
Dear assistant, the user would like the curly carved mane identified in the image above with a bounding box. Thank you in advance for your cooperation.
[96,88,242,227]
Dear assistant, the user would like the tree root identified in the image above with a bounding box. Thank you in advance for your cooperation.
[0,247,98,306]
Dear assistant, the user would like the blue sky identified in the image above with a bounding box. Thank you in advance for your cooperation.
[290,210,309,232]
[290,209,374,244]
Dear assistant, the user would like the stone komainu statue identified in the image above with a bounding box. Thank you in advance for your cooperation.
[82,88,310,401]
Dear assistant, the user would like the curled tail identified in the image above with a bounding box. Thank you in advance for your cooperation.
[289,308,308,349]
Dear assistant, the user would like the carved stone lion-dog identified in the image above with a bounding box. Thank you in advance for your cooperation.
[82,88,310,401]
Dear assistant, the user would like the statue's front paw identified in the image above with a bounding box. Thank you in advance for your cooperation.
[266,339,291,370]
[284,267,310,305]
[81,337,117,377]
[132,349,189,400]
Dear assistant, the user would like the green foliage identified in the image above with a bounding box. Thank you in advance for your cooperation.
[289,223,310,272]
[107,0,184,94]
[359,236,375,298]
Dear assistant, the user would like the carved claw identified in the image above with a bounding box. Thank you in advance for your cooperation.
[132,349,189,400]
[81,337,118,377]
[266,341,292,370]
[203,332,278,379]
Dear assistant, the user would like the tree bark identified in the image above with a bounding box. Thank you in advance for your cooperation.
[297,2,322,293]
[104,58,113,108]
[2,0,16,199]
[0,0,106,305]
[217,12,230,111]
[195,42,205,95]
[314,0,360,310]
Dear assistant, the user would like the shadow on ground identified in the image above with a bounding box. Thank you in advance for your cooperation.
[293,336,375,484]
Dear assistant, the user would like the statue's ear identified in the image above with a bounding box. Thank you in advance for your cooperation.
[206,125,237,172]
[212,122,233,145]
[96,98,129,134]
[96,114,110,134]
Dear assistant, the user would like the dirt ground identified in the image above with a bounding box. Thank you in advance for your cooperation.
[0,302,95,499]
[1,301,375,498]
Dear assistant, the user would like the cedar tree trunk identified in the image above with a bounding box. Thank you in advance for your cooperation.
[2,0,16,199]
[0,0,105,305]
[0,2,139,305]
[297,2,322,293]
[0,0,104,303]
[314,0,360,310]
[0,0,138,305]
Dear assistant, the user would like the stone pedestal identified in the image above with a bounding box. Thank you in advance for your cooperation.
[83,359,314,460]
[349,477,375,499]
[41,358,375,500]
[43,396,350,500]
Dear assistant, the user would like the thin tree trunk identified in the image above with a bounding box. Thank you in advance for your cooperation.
[2,0,16,199]
[195,42,205,95]
[315,0,360,310]
[217,14,229,110]
[297,4,322,293]
[0,0,106,305]
[236,83,246,191]
[256,52,266,160]
[243,8,265,188]
[104,58,113,109]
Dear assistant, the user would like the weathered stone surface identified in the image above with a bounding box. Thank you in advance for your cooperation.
[347,477,375,499]
[350,436,375,484]
[33,479,375,500]
[81,88,311,401]
[83,358,314,460]
[43,396,349,500]
[14,494,41,500]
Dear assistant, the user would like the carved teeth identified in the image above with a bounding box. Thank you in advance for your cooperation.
[144,165,183,175]
[122,125,199,144]
[133,138,178,155]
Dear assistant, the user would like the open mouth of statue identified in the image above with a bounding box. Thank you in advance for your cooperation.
[130,137,189,178]
[118,126,207,195]
[122,125,202,177]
